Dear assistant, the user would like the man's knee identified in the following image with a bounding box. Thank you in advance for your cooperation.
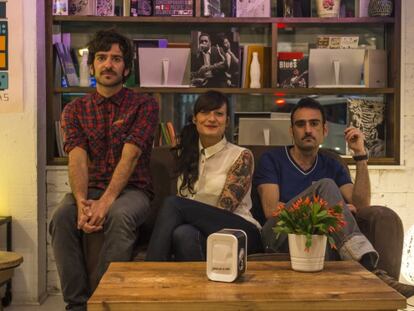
[108,191,150,227]
[315,178,337,190]
[49,195,77,235]
[106,206,134,229]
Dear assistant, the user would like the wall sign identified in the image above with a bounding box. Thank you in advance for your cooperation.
[0,0,23,113]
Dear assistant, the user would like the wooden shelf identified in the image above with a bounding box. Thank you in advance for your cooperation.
[46,0,402,165]
[49,157,69,166]
[52,16,395,25]
[55,87,395,95]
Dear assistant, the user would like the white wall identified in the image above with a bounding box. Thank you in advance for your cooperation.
[0,0,47,303]
[367,1,414,243]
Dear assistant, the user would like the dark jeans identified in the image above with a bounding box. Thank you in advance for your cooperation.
[146,196,262,261]
[49,187,150,310]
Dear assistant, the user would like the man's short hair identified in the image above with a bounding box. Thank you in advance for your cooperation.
[199,33,210,42]
[291,97,326,125]
[87,28,133,80]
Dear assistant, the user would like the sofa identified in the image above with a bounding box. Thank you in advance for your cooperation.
[83,145,404,289]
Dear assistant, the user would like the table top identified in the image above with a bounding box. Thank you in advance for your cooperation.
[88,261,406,311]
[0,251,23,270]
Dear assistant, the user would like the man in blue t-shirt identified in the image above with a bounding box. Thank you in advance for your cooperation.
[253,97,414,297]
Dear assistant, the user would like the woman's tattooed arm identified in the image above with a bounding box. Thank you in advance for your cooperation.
[218,150,253,212]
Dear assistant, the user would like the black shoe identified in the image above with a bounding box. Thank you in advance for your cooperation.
[374,269,414,298]
[65,303,87,311]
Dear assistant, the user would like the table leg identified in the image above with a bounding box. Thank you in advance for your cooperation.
[2,220,12,307]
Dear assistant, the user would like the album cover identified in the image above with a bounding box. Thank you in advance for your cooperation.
[96,0,115,16]
[69,0,95,15]
[347,97,386,157]
[277,52,308,88]
[236,0,270,17]
[153,0,193,16]
[191,30,240,88]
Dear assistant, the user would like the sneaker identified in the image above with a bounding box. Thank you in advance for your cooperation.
[373,269,414,298]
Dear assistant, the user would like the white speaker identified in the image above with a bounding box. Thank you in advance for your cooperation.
[206,229,247,282]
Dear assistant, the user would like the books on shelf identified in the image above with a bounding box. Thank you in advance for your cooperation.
[96,0,115,16]
[203,0,221,17]
[69,0,96,15]
[123,0,131,16]
[190,30,240,88]
[277,52,308,88]
[130,0,153,16]
[316,35,359,49]
[153,0,193,16]
[236,0,270,17]
[54,42,79,87]
[154,122,177,147]
[55,121,68,157]
[347,97,385,157]
[53,0,69,15]
[355,0,369,17]
[166,121,177,146]
[167,42,191,49]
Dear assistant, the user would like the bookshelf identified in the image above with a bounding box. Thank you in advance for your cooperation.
[45,0,401,165]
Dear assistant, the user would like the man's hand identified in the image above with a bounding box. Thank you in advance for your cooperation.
[76,200,103,233]
[344,126,366,155]
[198,65,211,74]
[77,200,90,229]
[82,198,112,228]
[347,203,357,214]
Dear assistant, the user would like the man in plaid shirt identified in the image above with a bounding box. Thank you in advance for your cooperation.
[49,29,159,311]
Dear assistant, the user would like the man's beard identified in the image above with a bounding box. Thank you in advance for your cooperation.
[93,68,124,88]
[296,135,319,152]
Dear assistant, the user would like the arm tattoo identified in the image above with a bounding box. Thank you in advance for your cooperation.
[218,150,253,212]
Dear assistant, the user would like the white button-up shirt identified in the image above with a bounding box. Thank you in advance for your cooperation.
[178,137,261,229]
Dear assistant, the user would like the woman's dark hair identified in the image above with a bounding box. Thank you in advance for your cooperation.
[175,91,230,196]
[87,28,133,82]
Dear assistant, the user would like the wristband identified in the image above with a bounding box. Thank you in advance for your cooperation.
[353,154,368,161]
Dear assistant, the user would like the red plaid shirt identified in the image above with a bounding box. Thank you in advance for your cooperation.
[62,88,159,199]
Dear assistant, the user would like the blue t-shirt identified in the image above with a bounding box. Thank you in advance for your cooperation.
[253,146,352,203]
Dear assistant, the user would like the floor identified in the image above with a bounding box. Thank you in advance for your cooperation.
[5,295,64,311]
[3,295,414,311]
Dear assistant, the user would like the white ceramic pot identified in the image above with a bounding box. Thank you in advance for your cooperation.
[316,0,341,18]
[288,234,327,272]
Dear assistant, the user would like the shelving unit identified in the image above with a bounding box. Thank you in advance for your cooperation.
[45,0,401,166]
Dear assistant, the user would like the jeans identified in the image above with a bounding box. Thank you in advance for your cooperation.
[261,178,379,269]
[146,196,262,261]
[49,187,150,310]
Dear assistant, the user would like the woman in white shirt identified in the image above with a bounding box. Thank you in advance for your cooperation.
[146,91,262,261]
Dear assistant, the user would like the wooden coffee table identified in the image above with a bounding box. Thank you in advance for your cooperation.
[88,261,406,311]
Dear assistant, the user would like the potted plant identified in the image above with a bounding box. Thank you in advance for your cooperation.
[273,195,345,272]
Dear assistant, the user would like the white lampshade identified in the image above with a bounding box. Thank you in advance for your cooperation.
[401,225,414,285]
